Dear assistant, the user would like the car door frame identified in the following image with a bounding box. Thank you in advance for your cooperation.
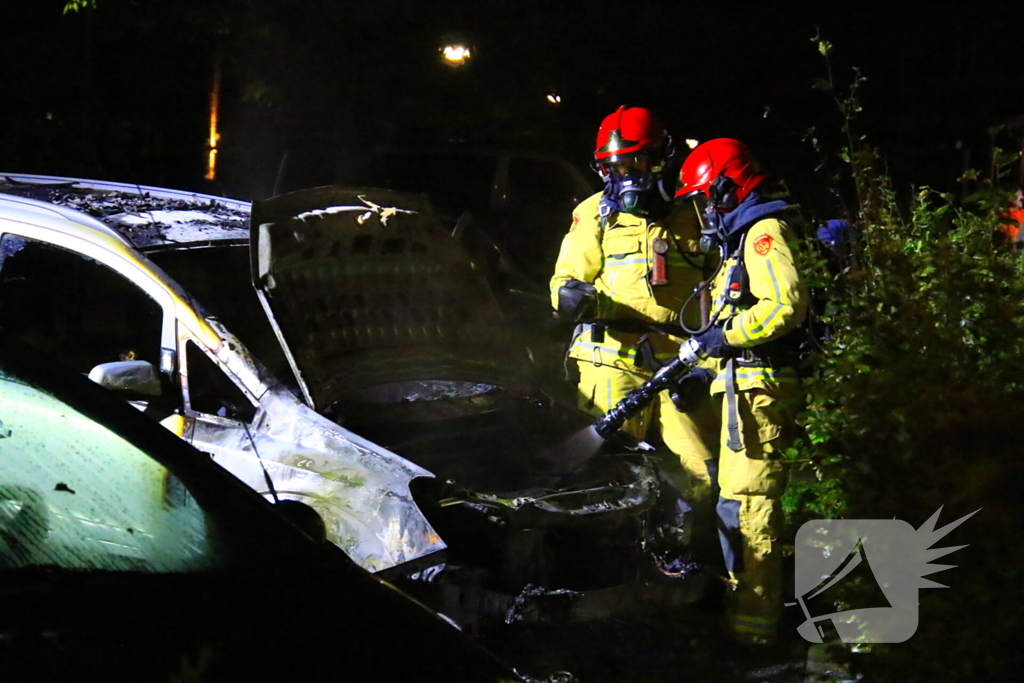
[0,206,273,468]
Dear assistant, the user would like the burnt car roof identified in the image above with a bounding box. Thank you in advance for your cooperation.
[0,174,250,250]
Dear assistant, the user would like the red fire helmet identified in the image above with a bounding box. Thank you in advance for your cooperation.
[675,138,765,206]
[593,106,668,166]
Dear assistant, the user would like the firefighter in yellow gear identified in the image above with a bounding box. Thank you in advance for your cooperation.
[676,138,808,645]
[550,106,718,508]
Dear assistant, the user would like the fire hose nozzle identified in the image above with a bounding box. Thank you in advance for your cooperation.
[592,354,697,440]
[677,336,704,366]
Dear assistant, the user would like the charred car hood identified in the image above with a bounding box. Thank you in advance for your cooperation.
[251,187,531,412]
[251,187,662,540]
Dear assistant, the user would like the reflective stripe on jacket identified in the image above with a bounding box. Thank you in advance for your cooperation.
[550,192,705,376]
[707,216,808,393]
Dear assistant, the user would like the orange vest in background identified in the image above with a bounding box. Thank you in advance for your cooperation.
[999,208,1024,242]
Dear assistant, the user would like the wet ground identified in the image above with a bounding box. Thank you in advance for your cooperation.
[397,551,849,683]
[481,582,820,683]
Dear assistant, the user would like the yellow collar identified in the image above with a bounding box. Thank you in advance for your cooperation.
[605,211,648,229]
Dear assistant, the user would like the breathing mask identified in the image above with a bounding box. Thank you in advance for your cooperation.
[598,154,670,216]
[689,174,741,252]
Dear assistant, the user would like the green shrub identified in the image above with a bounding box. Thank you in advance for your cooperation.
[781,38,1024,681]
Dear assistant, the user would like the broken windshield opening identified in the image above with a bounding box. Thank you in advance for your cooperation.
[150,245,298,393]
[0,234,163,376]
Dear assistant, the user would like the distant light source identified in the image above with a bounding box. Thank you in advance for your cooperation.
[546,93,562,105]
[206,61,221,181]
[442,44,472,67]
[685,138,699,150]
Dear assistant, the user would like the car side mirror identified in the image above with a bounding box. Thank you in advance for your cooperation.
[88,360,163,397]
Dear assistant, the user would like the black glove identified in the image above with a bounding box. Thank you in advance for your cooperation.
[557,279,598,321]
[668,368,714,413]
[692,325,735,359]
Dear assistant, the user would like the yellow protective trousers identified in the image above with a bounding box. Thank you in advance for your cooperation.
[698,214,807,643]
[576,361,719,504]
[712,379,798,643]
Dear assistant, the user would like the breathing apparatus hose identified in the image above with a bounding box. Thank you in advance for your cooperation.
[679,243,726,336]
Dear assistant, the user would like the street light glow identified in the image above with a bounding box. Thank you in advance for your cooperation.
[442,44,472,66]
[546,93,562,104]
[685,138,699,149]
[206,61,222,180]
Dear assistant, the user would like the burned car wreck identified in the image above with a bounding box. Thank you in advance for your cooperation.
[0,175,706,627]
[0,175,442,573]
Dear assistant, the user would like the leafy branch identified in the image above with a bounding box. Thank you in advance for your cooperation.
[63,0,97,15]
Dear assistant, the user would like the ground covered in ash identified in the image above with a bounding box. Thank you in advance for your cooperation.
[400,548,835,683]
[484,585,823,683]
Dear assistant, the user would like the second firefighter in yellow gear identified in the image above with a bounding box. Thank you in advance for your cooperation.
[676,138,809,645]
[705,215,806,645]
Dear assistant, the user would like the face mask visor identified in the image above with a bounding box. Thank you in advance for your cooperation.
[601,154,652,186]
[678,190,719,251]
[599,153,656,213]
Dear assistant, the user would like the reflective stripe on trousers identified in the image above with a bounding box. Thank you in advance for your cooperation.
[731,612,776,636]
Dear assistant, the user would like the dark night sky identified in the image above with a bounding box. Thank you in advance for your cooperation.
[3,1,1022,207]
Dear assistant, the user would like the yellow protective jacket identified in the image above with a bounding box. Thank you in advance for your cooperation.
[705,216,808,394]
[550,192,705,377]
